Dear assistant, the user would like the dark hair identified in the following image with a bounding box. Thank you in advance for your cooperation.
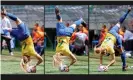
[121,26,126,32]
[81,22,87,28]
[35,23,39,26]
[103,25,106,29]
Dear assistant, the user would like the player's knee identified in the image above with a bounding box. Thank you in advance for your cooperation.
[39,57,43,63]
[37,54,43,63]
[113,60,116,64]
[23,55,29,63]
[72,57,77,63]
[112,59,116,64]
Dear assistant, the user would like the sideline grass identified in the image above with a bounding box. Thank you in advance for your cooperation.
[89,51,133,74]
[1,50,44,74]
[45,49,88,74]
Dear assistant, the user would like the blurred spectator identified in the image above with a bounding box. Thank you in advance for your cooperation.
[1,12,13,55]
[10,37,15,49]
[123,30,133,52]
[70,26,89,56]
[32,23,44,45]
[32,23,44,55]
[124,30,133,40]
[98,25,108,46]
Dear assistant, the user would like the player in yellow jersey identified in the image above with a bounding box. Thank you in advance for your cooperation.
[1,7,43,73]
[94,7,131,71]
[53,7,86,72]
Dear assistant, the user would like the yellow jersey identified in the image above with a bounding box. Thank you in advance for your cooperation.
[56,36,72,56]
[101,33,116,54]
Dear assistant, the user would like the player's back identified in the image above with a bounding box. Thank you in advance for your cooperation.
[11,23,30,41]
[101,33,116,54]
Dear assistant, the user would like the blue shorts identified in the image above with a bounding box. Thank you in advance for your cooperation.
[10,23,30,41]
[109,24,122,48]
[56,22,74,36]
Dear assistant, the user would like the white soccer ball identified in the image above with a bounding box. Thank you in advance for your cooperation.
[27,66,34,73]
[98,65,105,72]
[59,65,67,72]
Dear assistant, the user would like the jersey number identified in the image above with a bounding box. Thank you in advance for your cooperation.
[58,38,64,47]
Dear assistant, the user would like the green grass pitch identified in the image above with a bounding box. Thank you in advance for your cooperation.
[1,49,44,74]
[45,49,88,74]
[89,50,133,74]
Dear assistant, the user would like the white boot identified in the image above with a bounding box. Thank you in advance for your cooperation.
[10,52,14,56]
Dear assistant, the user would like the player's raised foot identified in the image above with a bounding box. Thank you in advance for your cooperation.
[81,19,87,27]
[128,6,131,11]
[55,7,60,15]
[1,6,4,11]
[1,6,7,15]
[122,65,128,71]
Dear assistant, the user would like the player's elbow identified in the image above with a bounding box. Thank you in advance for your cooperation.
[15,18,22,25]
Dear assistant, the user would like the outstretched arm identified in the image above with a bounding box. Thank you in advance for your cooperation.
[1,6,22,26]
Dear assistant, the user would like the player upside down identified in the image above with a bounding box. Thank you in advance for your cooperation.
[53,7,86,72]
[94,7,131,71]
[1,7,43,73]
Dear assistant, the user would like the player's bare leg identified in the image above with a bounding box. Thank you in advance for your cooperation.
[53,53,62,67]
[20,55,31,73]
[65,53,77,72]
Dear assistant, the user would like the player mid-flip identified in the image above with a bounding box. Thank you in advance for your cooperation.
[94,7,131,71]
[1,7,43,73]
[53,7,87,72]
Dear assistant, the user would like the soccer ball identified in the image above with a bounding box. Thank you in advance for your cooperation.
[59,65,67,72]
[27,66,36,73]
[98,65,106,72]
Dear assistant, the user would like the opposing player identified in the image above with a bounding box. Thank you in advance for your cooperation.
[1,7,43,73]
[70,26,89,55]
[53,7,86,72]
[94,7,131,71]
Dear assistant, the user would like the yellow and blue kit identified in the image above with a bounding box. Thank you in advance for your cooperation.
[6,13,37,57]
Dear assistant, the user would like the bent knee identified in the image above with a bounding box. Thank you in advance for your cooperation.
[72,57,77,63]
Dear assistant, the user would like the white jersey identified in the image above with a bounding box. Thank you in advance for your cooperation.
[74,32,88,48]
[1,17,12,37]
[124,30,133,40]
